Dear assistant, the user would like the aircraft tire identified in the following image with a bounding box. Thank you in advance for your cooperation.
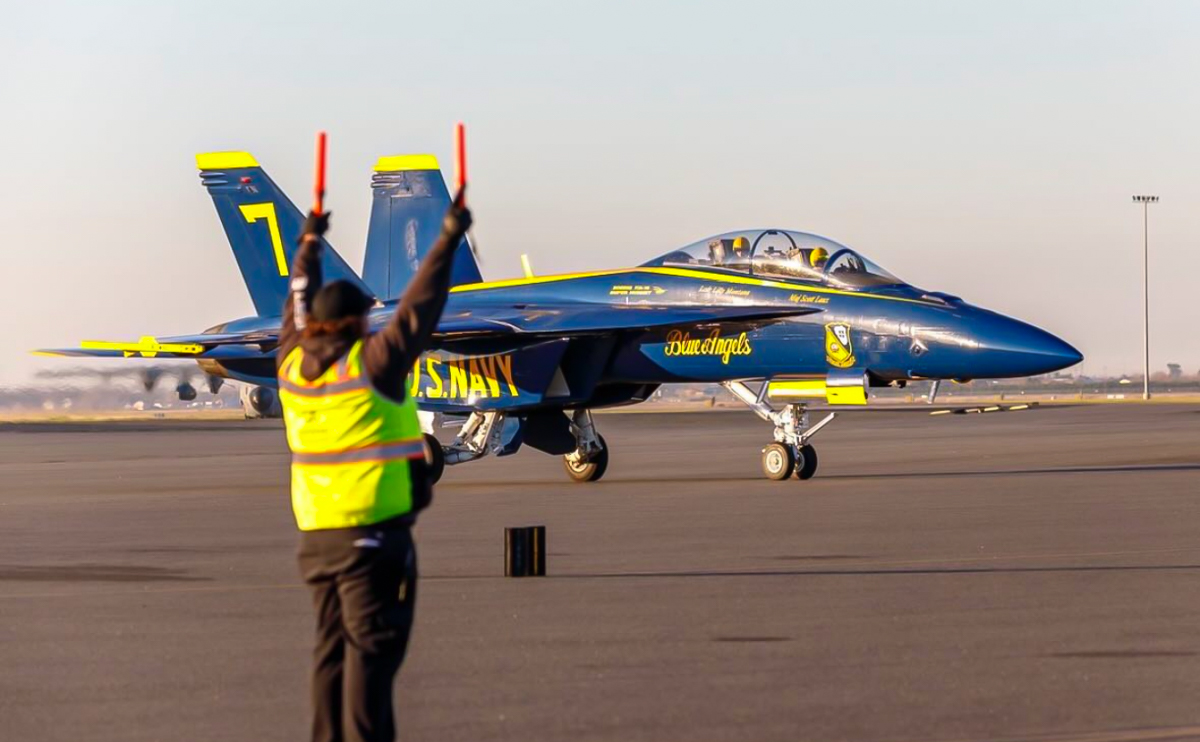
[761,442,795,481]
[424,433,446,485]
[564,434,608,483]
[795,444,819,480]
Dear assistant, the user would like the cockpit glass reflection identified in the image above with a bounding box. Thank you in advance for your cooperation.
[822,249,902,289]
[643,230,904,290]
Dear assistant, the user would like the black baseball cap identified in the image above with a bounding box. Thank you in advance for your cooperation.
[311,280,373,322]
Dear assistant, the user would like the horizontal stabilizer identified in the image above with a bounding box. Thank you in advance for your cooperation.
[35,335,203,359]
[33,331,280,360]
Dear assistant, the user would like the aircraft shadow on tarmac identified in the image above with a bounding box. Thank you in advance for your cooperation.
[545,462,1200,487]
[818,462,1200,480]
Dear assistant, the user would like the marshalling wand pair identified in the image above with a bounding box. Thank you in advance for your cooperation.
[311,122,470,216]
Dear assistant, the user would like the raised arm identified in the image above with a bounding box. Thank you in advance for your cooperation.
[363,193,472,398]
[277,213,329,368]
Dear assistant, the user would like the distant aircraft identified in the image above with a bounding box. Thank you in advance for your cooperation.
[36,364,222,401]
[37,151,1081,482]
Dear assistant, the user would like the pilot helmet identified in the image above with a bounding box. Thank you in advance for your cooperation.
[809,247,829,268]
[731,236,751,255]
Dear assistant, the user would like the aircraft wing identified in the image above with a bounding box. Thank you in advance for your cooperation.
[435,303,820,337]
[34,305,818,358]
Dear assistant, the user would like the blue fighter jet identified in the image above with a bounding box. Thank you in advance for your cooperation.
[37,151,1082,482]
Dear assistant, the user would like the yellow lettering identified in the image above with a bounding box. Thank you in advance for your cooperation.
[410,360,421,398]
[665,329,683,356]
[479,356,502,397]
[238,203,288,276]
[661,330,752,365]
[425,357,443,399]
[448,359,468,398]
[495,355,519,396]
[468,357,489,397]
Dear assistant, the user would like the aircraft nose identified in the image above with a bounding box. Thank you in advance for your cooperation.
[969,310,1082,377]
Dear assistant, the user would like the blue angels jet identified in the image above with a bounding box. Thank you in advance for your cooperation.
[37,150,1082,482]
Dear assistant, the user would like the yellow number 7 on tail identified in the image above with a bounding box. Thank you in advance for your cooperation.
[239,203,288,276]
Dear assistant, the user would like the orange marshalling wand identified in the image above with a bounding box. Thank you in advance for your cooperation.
[454,122,467,199]
[313,131,327,215]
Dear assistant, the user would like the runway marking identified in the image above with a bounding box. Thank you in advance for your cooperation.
[3,546,1199,599]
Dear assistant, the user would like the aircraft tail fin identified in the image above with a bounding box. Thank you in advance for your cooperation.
[364,155,482,299]
[196,152,373,317]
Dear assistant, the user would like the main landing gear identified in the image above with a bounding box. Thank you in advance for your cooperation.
[420,408,611,484]
[424,410,517,485]
[722,381,836,482]
[563,409,609,483]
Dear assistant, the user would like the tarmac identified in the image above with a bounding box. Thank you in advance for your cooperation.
[2,404,1200,742]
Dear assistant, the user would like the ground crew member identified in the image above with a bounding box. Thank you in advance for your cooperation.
[277,192,471,742]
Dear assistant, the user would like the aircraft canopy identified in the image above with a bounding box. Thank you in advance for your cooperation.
[643,229,904,290]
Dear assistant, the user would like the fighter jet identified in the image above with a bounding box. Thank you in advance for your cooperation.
[37,151,1081,482]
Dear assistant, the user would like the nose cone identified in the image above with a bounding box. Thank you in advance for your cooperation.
[966,309,1082,377]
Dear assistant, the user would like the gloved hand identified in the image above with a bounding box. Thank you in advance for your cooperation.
[443,188,472,237]
[300,211,331,242]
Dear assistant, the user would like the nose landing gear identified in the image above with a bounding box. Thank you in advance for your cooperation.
[723,381,836,482]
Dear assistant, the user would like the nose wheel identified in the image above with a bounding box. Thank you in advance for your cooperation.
[760,443,820,481]
[761,443,794,480]
[795,444,818,480]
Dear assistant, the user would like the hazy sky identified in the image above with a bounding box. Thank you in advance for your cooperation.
[3,0,1197,385]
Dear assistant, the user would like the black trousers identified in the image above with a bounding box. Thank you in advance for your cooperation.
[298,522,417,742]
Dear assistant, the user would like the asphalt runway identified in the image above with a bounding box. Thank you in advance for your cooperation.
[2,405,1200,742]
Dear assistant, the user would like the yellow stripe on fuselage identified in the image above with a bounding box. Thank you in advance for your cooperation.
[450,266,930,305]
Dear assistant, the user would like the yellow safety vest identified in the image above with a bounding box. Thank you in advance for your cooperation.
[278,339,425,531]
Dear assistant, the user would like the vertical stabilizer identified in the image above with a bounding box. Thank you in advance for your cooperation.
[364,155,482,299]
[196,152,374,316]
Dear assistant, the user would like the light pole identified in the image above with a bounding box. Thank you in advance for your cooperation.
[1132,195,1158,400]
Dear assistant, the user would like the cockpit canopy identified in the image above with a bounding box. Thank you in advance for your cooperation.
[642,229,905,290]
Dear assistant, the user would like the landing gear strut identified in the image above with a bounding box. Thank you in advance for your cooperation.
[563,409,608,482]
[722,381,836,482]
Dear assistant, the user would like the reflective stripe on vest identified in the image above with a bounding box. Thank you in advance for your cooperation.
[279,339,424,531]
[278,375,369,397]
[291,439,426,465]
